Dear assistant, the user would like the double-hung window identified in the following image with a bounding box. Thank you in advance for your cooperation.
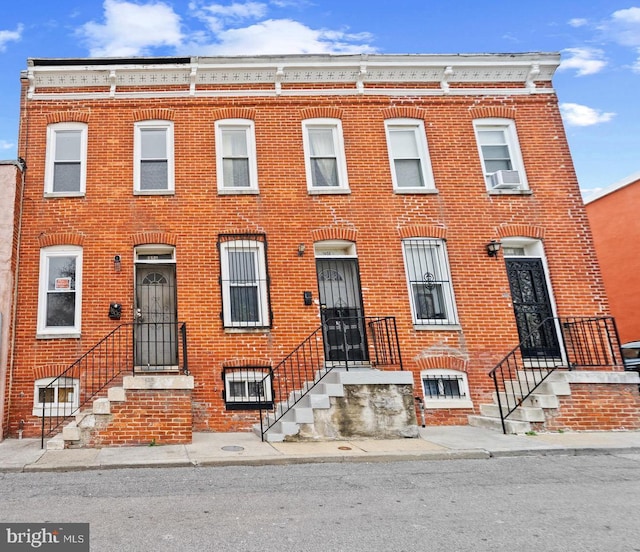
[218,234,271,328]
[385,119,435,192]
[474,118,528,191]
[134,120,174,193]
[44,122,87,196]
[402,238,458,326]
[215,119,258,193]
[37,246,83,337]
[223,367,273,410]
[302,119,349,193]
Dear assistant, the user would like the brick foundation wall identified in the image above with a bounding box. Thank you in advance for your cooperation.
[88,389,192,447]
[545,384,640,431]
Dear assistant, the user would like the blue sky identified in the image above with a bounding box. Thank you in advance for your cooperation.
[0,0,638,197]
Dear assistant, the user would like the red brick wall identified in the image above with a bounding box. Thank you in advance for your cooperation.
[4,75,614,436]
[88,389,192,447]
[545,384,640,431]
[585,180,640,344]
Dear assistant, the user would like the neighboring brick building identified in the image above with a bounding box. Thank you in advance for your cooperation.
[4,53,638,445]
[585,172,640,344]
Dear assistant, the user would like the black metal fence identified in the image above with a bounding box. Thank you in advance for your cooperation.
[259,316,402,440]
[40,322,188,447]
[489,316,621,433]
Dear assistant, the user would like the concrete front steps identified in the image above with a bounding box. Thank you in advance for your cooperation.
[253,369,346,443]
[468,370,571,434]
[46,386,126,450]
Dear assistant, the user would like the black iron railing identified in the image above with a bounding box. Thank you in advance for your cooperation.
[259,316,402,440]
[40,322,188,447]
[489,316,621,433]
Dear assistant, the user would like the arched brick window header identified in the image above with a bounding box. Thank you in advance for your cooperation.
[133,108,175,122]
[311,226,357,243]
[211,107,257,121]
[38,232,84,247]
[33,364,69,380]
[416,355,468,372]
[495,224,545,240]
[45,111,91,124]
[222,358,272,368]
[382,107,426,120]
[131,232,177,246]
[300,106,344,120]
[398,225,447,240]
[469,106,517,121]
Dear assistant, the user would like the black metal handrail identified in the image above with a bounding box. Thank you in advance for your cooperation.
[40,321,188,447]
[258,316,402,441]
[489,316,621,433]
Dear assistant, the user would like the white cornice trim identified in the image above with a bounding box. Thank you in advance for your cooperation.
[25,53,560,100]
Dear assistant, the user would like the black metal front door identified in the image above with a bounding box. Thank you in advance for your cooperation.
[506,258,560,358]
[316,258,367,363]
[134,264,178,368]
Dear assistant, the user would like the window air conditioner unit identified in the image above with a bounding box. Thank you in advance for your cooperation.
[490,170,521,189]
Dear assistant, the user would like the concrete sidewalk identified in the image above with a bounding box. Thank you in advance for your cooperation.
[2,426,640,473]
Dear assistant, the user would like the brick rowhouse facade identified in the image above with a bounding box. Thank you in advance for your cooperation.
[4,53,635,442]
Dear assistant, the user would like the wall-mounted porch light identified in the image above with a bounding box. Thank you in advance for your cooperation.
[297,243,306,257]
[486,240,502,258]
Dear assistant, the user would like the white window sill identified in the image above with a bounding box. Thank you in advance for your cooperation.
[36,332,81,340]
[394,188,439,195]
[423,399,474,409]
[33,406,79,417]
[413,324,461,331]
[224,327,271,334]
[308,188,351,195]
[218,188,260,195]
[487,188,533,196]
[44,192,85,198]
[134,190,175,196]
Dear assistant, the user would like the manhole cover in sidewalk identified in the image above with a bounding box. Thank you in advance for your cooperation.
[221,446,245,452]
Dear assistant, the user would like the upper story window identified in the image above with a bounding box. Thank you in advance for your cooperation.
[473,118,528,192]
[37,245,83,338]
[134,120,174,194]
[45,122,87,197]
[218,234,271,329]
[302,119,349,193]
[385,119,435,192]
[402,238,458,327]
[215,119,258,194]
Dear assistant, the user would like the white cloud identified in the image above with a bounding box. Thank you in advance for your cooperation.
[0,25,23,52]
[190,1,267,33]
[186,18,376,55]
[605,7,640,47]
[0,139,15,150]
[559,47,607,76]
[77,0,183,57]
[568,18,588,28]
[560,103,615,127]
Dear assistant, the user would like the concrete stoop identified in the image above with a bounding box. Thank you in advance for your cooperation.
[468,370,571,434]
[254,368,416,442]
[46,387,126,450]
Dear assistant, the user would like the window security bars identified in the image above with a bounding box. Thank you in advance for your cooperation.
[218,234,272,328]
[423,374,465,399]
[403,239,456,325]
[40,322,188,447]
[489,316,621,434]
[222,367,274,410]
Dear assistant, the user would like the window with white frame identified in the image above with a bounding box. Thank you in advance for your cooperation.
[223,367,273,410]
[420,369,473,409]
[402,239,458,326]
[33,377,80,416]
[473,118,528,191]
[302,119,349,192]
[37,246,83,337]
[215,119,258,193]
[134,120,174,193]
[218,234,271,328]
[385,119,435,191]
[45,122,88,196]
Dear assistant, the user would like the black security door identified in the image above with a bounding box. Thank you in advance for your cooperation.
[316,258,367,363]
[506,258,560,358]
